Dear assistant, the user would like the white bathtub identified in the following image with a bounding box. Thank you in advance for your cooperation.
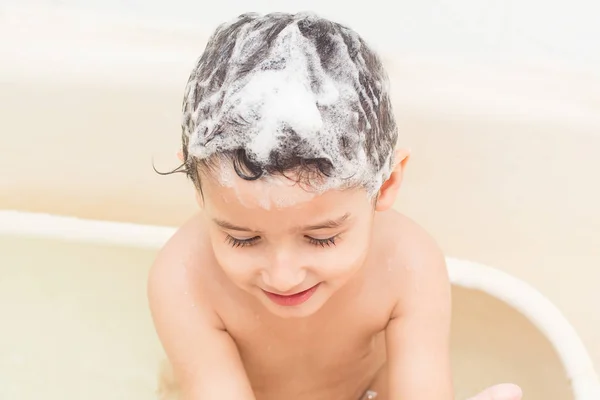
[1,4,599,400]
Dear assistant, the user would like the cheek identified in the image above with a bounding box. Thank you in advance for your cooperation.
[210,236,260,283]
[315,231,371,276]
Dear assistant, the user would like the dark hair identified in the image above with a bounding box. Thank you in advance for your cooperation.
[163,12,397,193]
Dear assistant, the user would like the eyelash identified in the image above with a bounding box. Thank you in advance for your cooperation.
[225,235,259,248]
[225,235,338,248]
[308,236,337,247]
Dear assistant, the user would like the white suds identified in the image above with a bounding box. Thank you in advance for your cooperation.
[219,163,317,209]
[184,13,396,196]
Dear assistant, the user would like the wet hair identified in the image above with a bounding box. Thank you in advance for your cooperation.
[168,12,398,195]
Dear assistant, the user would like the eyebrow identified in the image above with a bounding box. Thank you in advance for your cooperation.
[301,213,351,231]
[212,219,258,232]
[212,212,351,233]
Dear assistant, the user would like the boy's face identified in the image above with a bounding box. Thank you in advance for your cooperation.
[199,168,378,318]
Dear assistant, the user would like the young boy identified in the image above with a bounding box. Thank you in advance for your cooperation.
[149,12,523,400]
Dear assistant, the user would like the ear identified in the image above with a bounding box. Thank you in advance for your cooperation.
[375,148,411,212]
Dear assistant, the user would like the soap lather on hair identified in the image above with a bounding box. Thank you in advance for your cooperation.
[180,12,398,196]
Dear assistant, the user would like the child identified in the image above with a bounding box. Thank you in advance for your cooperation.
[149,12,523,400]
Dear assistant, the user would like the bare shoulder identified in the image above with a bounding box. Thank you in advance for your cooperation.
[148,214,218,310]
[376,219,454,400]
[147,214,255,398]
[372,210,450,315]
[147,213,223,334]
[373,209,446,268]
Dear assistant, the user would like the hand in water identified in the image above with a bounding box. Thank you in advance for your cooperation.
[468,383,523,400]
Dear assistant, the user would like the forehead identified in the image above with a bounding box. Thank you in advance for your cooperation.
[201,166,369,216]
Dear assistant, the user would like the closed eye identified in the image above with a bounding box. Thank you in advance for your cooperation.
[306,235,338,247]
[226,235,260,248]
[225,235,339,248]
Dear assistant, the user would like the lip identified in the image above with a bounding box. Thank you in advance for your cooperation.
[263,283,320,307]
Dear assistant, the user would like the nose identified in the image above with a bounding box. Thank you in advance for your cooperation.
[261,250,306,293]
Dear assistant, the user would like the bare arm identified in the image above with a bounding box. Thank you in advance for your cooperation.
[148,231,256,400]
[385,233,453,400]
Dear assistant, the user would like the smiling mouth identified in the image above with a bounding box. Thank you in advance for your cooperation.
[262,283,321,307]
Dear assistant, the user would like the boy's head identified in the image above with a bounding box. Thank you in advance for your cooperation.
[178,12,409,317]
[181,11,399,195]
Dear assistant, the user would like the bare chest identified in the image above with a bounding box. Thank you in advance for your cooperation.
[224,302,390,400]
